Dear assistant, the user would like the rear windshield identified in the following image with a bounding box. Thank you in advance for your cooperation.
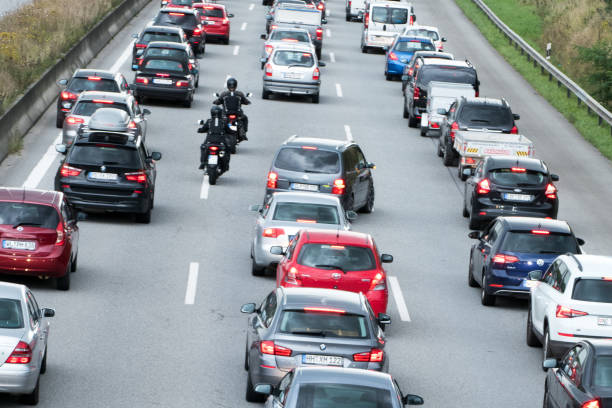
[395,40,435,52]
[69,145,141,168]
[202,7,224,17]
[144,48,187,60]
[297,384,392,408]
[273,202,339,224]
[594,356,612,388]
[274,147,340,174]
[273,50,314,67]
[144,59,185,72]
[275,9,321,25]
[459,105,512,128]
[417,67,476,87]
[489,169,547,186]
[171,0,194,5]
[372,6,408,24]
[0,299,24,329]
[404,29,439,40]
[501,231,578,254]
[68,78,119,93]
[73,101,129,116]
[0,202,59,229]
[271,30,310,42]
[142,32,181,43]
[572,279,612,303]
[155,12,197,27]
[297,244,376,271]
[279,310,368,338]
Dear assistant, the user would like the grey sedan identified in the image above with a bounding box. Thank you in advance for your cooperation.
[0,283,55,405]
[241,287,390,402]
[249,191,356,276]
[255,366,424,407]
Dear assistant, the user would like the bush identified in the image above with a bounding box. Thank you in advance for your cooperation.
[578,41,612,108]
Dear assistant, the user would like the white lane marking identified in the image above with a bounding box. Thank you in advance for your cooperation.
[241,22,247,31]
[344,125,352,142]
[326,28,331,38]
[388,276,411,322]
[249,3,255,10]
[110,42,134,72]
[185,262,200,305]
[329,52,335,63]
[335,83,343,98]
[224,74,231,87]
[233,45,240,55]
[326,9,330,17]
[22,133,61,188]
[200,174,209,199]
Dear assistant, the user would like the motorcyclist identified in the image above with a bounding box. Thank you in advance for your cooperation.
[198,106,230,172]
[213,77,251,140]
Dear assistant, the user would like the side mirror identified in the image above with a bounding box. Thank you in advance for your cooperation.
[436,108,448,115]
[463,168,473,178]
[260,34,267,39]
[513,113,521,120]
[270,246,285,255]
[577,238,585,246]
[76,212,87,221]
[42,308,55,318]
[318,61,326,67]
[228,13,235,18]
[142,108,151,115]
[468,231,480,239]
[366,162,376,169]
[377,313,391,326]
[381,254,393,263]
[528,270,543,281]
[240,303,257,314]
[132,33,139,39]
[213,92,220,97]
[57,79,68,86]
[402,394,424,405]
[321,19,327,24]
[55,144,67,154]
[150,151,162,161]
[249,204,263,212]
[543,358,558,369]
[346,210,357,221]
[246,92,253,97]
[254,384,273,395]
[550,174,559,182]
[441,37,447,42]
[260,57,268,64]
[198,119,205,126]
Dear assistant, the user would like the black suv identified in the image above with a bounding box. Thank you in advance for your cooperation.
[54,131,161,223]
[403,59,479,127]
[463,156,559,230]
[438,97,520,166]
[131,25,188,70]
[153,8,205,54]
[401,51,454,92]
[140,41,199,87]
[265,136,375,212]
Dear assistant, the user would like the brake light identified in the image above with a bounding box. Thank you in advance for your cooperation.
[169,12,185,15]
[156,73,170,77]
[450,121,459,141]
[60,164,82,177]
[492,254,519,264]
[317,3,324,10]
[332,178,345,195]
[265,44,274,55]
[286,266,300,284]
[510,125,518,134]
[6,341,32,364]
[531,230,550,235]
[409,14,414,25]
[369,272,386,291]
[301,146,317,150]
[388,52,398,61]
[208,146,219,155]
[267,171,278,188]
[556,305,588,318]
[135,43,147,48]
[125,171,147,183]
[228,114,237,120]
[296,219,316,223]
[222,18,229,24]
[582,399,601,408]
[429,122,439,129]
[61,91,77,100]
[364,12,369,27]
[475,91,479,97]
[87,76,101,81]
[193,27,202,36]
[55,222,65,246]
[65,116,84,125]
[545,183,557,199]
[135,77,149,84]
[304,307,346,314]
[413,86,420,99]
[188,63,193,70]
[312,67,320,81]
[262,227,284,238]
[353,348,384,362]
[128,120,137,129]
[176,80,189,87]
[265,63,273,77]
[92,99,114,104]
[477,178,490,195]
[260,341,292,356]
[316,28,323,40]
[511,167,526,172]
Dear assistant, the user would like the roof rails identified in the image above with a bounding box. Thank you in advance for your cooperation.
[565,253,583,272]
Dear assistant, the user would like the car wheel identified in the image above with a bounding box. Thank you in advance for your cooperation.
[20,377,39,405]
[262,89,270,100]
[443,139,456,166]
[195,76,199,88]
[312,93,320,104]
[385,72,392,81]
[345,13,350,21]
[437,138,444,157]
[70,254,78,272]
[542,326,552,370]
[467,255,478,287]
[223,36,230,45]
[361,44,368,54]
[183,95,193,108]
[526,308,541,347]
[420,126,427,136]
[345,194,355,211]
[543,384,550,408]
[208,168,218,185]
[135,198,152,224]
[403,101,409,119]
[316,48,321,60]
[56,113,64,129]
[359,183,375,213]
[245,373,265,402]
[407,110,418,128]
[458,164,467,180]
[244,345,249,370]
[480,273,496,306]
[56,264,71,291]
[468,209,480,230]
[251,258,265,276]
[40,348,47,374]
[462,196,469,218]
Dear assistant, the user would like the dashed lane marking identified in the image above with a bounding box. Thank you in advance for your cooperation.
[335,83,343,98]
[233,45,240,55]
[344,125,352,141]
[329,52,335,63]
[241,22,247,30]
[388,276,411,322]
[185,262,199,305]
[200,174,209,199]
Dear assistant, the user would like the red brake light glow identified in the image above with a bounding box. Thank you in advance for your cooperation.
[135,77,149,84]
[545,183,557,199]
[301,146,317,150]
[303,307,346,314]
[65,116,84,125]
[265,63,273,77]
[582,400,601,408]
[556,305,588,318]
[477,178,490,195]
[6,341,32,364]
[332,178,345,195]
[61,91,77,100]
[125,171,147,183]
[135,43,147,48]
[87,76,101,81]
[531,230,550,235]
[388,52,398,61]
[511,167,526,172]
[60,164,82,177]
[353,348,384,362]
[510,125,518,134]
[262,228,284,238]
[450,121,459,141]
[265,45,274,55]
[313,67,320,81]
[267,171,278,189]
[296,219,316,223]
[128,121,137,129]
[156,73,170,77]
[169,12,185,15]
[492,254,519,264]
[176,81,189,87]
[193,27,202,36]
[260,340,292,356]
[92,99,114,104]
[55,222,65,246]
[315,28,323,40]
[369,272,386,291]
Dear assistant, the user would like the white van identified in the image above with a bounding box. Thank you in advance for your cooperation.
[361,1,416,52]
[345,0,366,22]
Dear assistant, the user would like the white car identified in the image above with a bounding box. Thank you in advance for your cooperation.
[402,25,446,51]
[526,254,612,366]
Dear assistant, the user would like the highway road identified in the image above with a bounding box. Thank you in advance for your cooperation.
[1,0,611,406]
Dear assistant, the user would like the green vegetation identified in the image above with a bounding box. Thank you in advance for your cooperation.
[454,0,612,160]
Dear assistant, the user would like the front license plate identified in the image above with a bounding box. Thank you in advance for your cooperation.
[2,240,36,250]
[89,172,118,181]
[292,183,318,192]
[302,354,343,366]
[503,193,532,202]
[208,155,218,165]
[153,78,172,85]
[598,317,612,326]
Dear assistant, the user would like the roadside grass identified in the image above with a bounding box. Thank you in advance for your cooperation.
[7,136,23,155]
[454,0,612,161]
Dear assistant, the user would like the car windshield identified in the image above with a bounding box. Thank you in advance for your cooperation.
[275,9,321,25]
[156,12,197,27]
[0,299,24,329]
[272,202,339,224]
[73,101,129,117]
[172,0,194,5]
[273,50,314,67]
[202,7,224,17]
[418,67,476,87]
[297,244,376,271]
[372,6,408,24]
[278,310,369,338]
[271,30,310,42]
[460,105,513,128]
[572,279,612,303]
[500,231,578,254]
[404,29,439,40]
[142,32,181,43]
[594,356,612,388]
[69,145,141,168]
[68,78,119,93]
[143,59,185,72]
[0,202,59,229]
[274,147,340,174]
[296,384,393,408]
[144,48,187,60]
[394,40,435,52]
[489,168,546,186]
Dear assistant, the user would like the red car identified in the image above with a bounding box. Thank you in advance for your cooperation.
[0,188,79,291]
[274,230,393,316]
[193,3,233,44]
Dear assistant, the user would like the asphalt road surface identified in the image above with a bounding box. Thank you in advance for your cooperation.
[1,0,611,406]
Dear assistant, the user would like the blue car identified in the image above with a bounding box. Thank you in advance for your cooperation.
[385,36,435,80]
[467,217,585,306]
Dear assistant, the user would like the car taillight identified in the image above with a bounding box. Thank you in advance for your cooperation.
[477,178,490,195]
[511,167,526,172]
[6,341,32,364]
[286,266,300,285]
[388,52,398,61]
[353,348,384,362]
[556,305,588,318]
[582,399,601,408]
[332,178,345,195]
[318,2,324,10]
[128,120,137,129]
[65,116,84,125]
[449,121,459,141]
[531,229,550,235]
[364,12,369,27]
[413,86,420,99]
[545,183,557,199]
[125,171,147,183]
[369,272,386,291]
[475,91,479,97]
[55,221,65,246]
[409,14,414,25]
[222,18,229,24]
[176,81,189,87]
[348,0,351,6]
[135,43,147,48]
[188,63,193,70]
[260,341,292,356]
[228,114,237,120]
[429,122,439,129]
[510,125,518,134]
[270,24,278,30]
[60,164,82,177]
[267,171,278,188]
[492,253,519,264]
[265,45,274,55]
[193,27,202,36]
[265,63,273,77]
[135,77,149,84]
[61,91,77,100]
[87,76,101,81]
[262,228,284,238]
[316,28,323,40]
[312,67,320,80]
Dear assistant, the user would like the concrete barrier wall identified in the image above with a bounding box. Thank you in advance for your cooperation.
[0,0,151,162]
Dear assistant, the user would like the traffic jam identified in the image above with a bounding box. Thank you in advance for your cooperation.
[0,0,611,405]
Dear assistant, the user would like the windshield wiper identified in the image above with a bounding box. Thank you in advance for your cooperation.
[289,329,325,336]
[288,64,309,68]
[538,250,561,254]
[314,264,345,273]
[102,161,120,165]
[303,169,325,173]
[12,221,41,229]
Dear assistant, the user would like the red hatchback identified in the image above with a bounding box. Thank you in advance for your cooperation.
[274,230,393,316]
[0,188,79,290]
[193,3,233,44]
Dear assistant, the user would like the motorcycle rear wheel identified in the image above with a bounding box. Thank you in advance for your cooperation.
[208,166,218,185]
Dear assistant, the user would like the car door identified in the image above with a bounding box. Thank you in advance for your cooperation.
[550,345,587,408]
[477,221,500,285]
[354,146,370,207]
[249,291,278,367]
[342,148,359,208]
[532,260,565,332]
[25,293,44,370]
[140,143,156,186]
[61,199,79,262]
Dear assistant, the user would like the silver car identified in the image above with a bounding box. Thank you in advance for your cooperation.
[260,28,315,69]
[261,43,326,103]
[0,283,55,405]
[241,287,390,402]
[249,191,355,276]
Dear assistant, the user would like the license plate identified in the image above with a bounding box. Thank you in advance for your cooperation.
[2,240,36,250]
[598,317,612,326]
[292,183,318,192]
[153,78,172,85]
[206,20,216,24]
[283,72,303,79]
[208,155,218,165]
[503,193,532,202]
[89,172,118,181]
[302,354,343,366]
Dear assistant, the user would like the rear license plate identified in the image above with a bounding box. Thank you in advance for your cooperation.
[208,155,218,165]
[302,354,343,366]
[292,183,318,192]
[153,78,172,85]
[283,72,303,79]
[598,317,612,326]
[89,172,118,181]
[206,20,216,24]
[503,193,532,202]
[2,240,36,250]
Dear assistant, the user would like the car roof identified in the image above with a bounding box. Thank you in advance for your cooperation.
[497,217,572,234]
[271,191,341,205]
[408,25,439,32]
[396,35,433,42]
[301,229,373,246]
[562,254,612,277]
[0,187,61,207]
[74,69,116,79]
[147,41,189,50]
[77,91,130,102]
[144,25,183,33]
[415,51,453,60]
[422,59,471,67]
[279,287,366,315]
[583,340,612,355]
[159,7,197,14]
[484,156,545,171]
[459,96,506,107]
[0,282,26,300]
[89,108,130,128]
[271,27,309,33]
[295,366,392,387]
[273,43,314,52]
[371,1,411,7]
[284,136,350,150]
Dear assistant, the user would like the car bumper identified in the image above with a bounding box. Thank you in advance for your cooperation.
[364,35,395,49]
[0,364,39,394]
[0,249,69,277]
[263,79,320,95]
[132,85,192,101]
[471,202,558,224]
[204,26,230,37]
[253,241,284,269]
[484,269,531,298]
[61,187,150,214]
[386,60,406,75]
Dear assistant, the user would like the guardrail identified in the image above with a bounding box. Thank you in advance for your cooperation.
[471,0,612,136]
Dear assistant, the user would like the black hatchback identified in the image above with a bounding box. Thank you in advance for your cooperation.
[463,156,559,229]
[54,131,161,223]
[132,56,195,107]
[153,8,206,54]
[131,25,188,70]
[265,137,375,212]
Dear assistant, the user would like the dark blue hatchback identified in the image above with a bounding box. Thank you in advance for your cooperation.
[467,217,585,306]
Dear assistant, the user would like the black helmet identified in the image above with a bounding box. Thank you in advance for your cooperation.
[226,77,237,91]
[210,105,222,117]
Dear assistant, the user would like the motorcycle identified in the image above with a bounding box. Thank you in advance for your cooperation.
[199,120,228,185]
[213,92,252,152]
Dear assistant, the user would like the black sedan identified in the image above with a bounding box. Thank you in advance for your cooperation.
[139,41,199,88]
[543,340,612,408]
[131,25,188,70]
[132,56,195,107]
[153,8,206,54]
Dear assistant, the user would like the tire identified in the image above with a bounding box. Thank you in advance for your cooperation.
[244,345,249,370]
[403,102,409,119]
[135,94,144,104]
[20,377,39,405]
[408,111,418,128]
[468,210,480,230]
[542,326,552,371]
[345,194,355,211]
[543,385,550,408]
[316,48,321,60]
[467,255,478,287]
[345,13,350,21]
[436,138,444,157]
[56,264,70,291]
[312,93,320,104]
[223,36,230,45]
[183,95,193,108]
[480,273,496,306]
[245,373,265,402]
[359,183,375,213]
[361,44,368,54]
[251,258,265,276]
[195,76,199,88]
[458,164,466,180]
[56,113,63,129]
[70,254,78,272]
[208,167,218,185]
[135,198,152,224]
[262,89,270,100]
[385,73,392,81]
[526,308,541,347]
[420,126,427,136]
[443,139,457,166]
[40,348,47,374]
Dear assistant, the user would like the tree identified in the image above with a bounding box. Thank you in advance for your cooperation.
[577,41,612,110]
